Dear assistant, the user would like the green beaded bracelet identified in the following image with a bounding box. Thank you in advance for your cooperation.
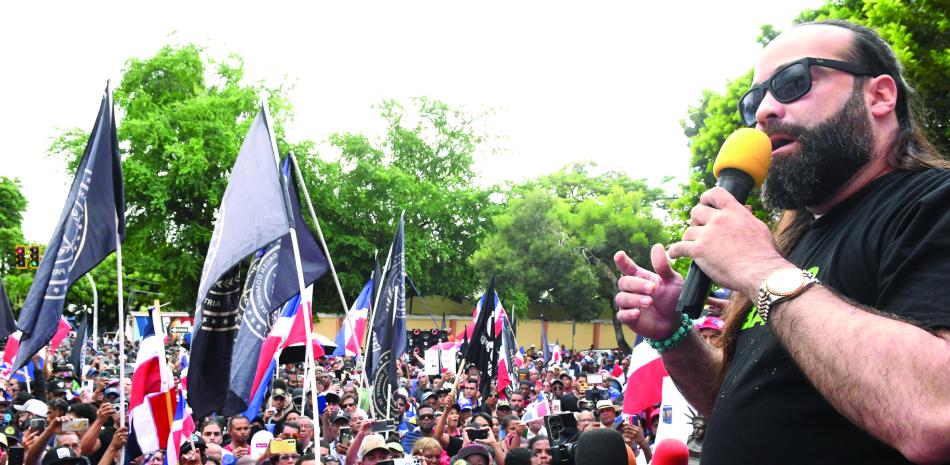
[645,313,692,353]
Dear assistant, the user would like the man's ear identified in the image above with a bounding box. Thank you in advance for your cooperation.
[866,74,898,118]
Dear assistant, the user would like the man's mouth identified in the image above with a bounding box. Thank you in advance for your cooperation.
[769,134,798,152]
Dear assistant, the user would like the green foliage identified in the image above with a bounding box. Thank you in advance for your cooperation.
[797,0,950,148]
[0,177,28,274]
[300,98,499,310]
[473,164,668,324]
[49,44,295,310]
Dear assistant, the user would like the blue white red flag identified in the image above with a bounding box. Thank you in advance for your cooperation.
[128,307,176,456]
[514,346,525,369]
[520,394,551,422]
[242,287,311,420]
[332,280,371,357]
[166,388,195,465]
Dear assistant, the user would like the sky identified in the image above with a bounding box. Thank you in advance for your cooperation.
[0,0,826,242]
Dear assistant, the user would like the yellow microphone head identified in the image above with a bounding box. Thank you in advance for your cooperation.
[712,128,772,188]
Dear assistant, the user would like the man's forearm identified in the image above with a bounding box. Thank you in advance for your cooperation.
[660,330,723,416]
[771,285,950,463]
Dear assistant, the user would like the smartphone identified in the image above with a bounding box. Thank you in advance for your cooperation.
[629,415,640,427]
[337,427,352,446]
[467,427,488,440]
[268,439,297,454]
[29,418,46,431]
[371,419,395,433]
[63,418,89,432]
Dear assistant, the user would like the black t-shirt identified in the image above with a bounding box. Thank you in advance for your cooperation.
[702,169,950,465]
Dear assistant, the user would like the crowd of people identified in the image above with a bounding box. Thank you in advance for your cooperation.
[0,318,722,465]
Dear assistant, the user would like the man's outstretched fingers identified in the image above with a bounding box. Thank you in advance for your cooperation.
[650,244,678,281]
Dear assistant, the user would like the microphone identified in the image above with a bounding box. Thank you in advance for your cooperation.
[650,439,690,465]
[676,128,772,319]
[575,428,634,465]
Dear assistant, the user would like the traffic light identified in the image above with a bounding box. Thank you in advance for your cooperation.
[14,245,26,269]
[28,245,41,269]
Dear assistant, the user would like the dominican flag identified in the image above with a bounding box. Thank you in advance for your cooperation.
[166,389,195,465]
[280,286,326,362]
[242,289,310,420]
[332,279,371,357]
[621,340,669,416]
[548,342,562,366]
[514,346,525,369]
[128,308,177,456]
[0,333,47,381]
[520,394,551,422]
[51,317,72,352]
[496,314,517,397]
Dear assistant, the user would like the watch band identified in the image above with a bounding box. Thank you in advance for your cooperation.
[756,269,819,324]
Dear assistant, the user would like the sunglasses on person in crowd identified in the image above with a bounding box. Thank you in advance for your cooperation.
[737,57,876,126]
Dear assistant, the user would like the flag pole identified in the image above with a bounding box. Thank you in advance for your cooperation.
[289,151,367,369]
[86,274,98,351]
[287,152,352,315]
[112,82,127,433]
[261,100,321,460]
[362,239,394,412]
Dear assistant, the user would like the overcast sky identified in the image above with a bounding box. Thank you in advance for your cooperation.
[0,0,825,242]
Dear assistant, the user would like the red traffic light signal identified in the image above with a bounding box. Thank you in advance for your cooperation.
[28,245,41,269]
[14,245,27,269]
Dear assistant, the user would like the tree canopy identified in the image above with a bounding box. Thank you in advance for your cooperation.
[300,98,499,311]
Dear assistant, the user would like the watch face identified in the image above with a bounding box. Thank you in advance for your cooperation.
[766,268,806,296]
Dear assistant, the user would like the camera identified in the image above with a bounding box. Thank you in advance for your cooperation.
[544,413,579,465]
[466,426,488,440]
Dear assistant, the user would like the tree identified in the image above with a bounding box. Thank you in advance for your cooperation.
[298,98,499,311]
[0,177,28,274]
[50,44,300,310]
[473,164,669,352]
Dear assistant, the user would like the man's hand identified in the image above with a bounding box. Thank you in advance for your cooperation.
[614,245,684,339]
[109,427,129,452]
[50,416,70,434]
[22,430,39,450]
[232,446,248,459]
[97,402,116,423]
[668,187,789,298]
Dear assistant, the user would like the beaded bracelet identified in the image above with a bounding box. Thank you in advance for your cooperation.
[645,313,693,353]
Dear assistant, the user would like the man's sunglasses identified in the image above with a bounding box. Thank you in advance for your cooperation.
[738,57,875,126]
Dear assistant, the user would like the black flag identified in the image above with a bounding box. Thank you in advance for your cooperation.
[68,313,90,380]
[0,279,17,340]
[464,277,496,398]
[14,87,124,371]
[368,215,407,416]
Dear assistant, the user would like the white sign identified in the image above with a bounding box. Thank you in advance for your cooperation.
[424,348,458,376]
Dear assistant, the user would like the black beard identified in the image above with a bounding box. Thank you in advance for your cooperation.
[761,86,874,210]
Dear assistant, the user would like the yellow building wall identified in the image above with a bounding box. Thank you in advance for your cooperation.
[313,314,639,350]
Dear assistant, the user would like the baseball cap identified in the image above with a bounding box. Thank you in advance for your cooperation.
[420,391,435,402]
[386,442,403,454]
[323,392,340,404]
[695,316,725,331]
[458,400,473,411]
[454,444,493,463]
[14,399,48,417]
[104,388,120,398]
[272,389,287,399]
[357,434,389,461]
[331,412,350,424]
[41,446,85,465]
[497,400,511,409]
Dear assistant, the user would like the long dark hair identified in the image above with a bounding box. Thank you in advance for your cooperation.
[718,19,950,377]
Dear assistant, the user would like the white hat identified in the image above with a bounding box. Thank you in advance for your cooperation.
[14,399,48,417]
[358,434,390,461]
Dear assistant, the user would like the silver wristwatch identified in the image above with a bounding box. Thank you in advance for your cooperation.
[756,268,819,324]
